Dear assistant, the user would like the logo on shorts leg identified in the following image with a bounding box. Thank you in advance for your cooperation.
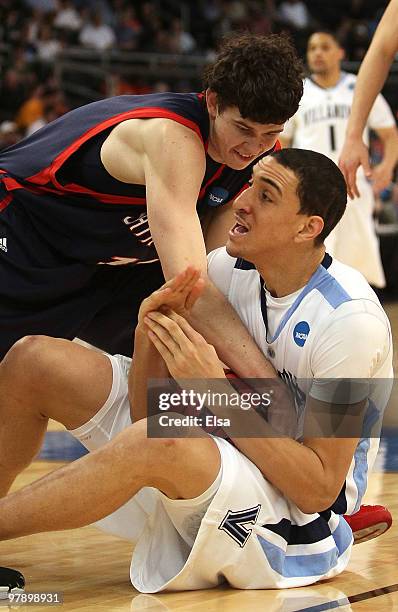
[0,238,7,252]
[293,321,310,347]
[218,504,261,547]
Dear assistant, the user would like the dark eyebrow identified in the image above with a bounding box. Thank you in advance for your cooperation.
[258,176,282,196]
[235,120,283,135]
[235,120,251,129]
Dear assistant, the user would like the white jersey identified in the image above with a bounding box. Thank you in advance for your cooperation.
[208,247,393,515]
[68,249,392,593]
[282,73,395,169]
[282,73,395,288]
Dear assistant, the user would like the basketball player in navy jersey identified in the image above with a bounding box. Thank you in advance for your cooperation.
[0,149,392,594]
[0,33,303,381]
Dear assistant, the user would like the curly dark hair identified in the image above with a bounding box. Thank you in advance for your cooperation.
[271,148,347,246]
[203,32,304,124]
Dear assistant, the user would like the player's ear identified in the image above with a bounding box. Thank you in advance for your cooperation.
[295,216,324,244]
[206,90,218,119]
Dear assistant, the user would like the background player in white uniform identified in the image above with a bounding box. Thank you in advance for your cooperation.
[0,149,392,593]
[280,31,398,288]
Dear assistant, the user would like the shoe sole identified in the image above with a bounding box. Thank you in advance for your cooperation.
[353,521,390,544]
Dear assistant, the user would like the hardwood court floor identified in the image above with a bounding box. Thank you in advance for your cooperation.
[2,301,398,612]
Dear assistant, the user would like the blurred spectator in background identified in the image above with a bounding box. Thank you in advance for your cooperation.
[169,18,196,54]
[15,84,67,134]
[53,0,82,36]
[79,10,115,51]
[23,0,56,13]
[278,0,311,30]
[0,121,21,151]
[0,0,397,158]
[276,0,316,54]
[35,24,63,62]
[0,70,29,122]
[115,6,142,51]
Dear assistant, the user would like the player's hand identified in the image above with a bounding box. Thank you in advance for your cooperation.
[137,267,205,328]
[371,162,393,195]
[144,309,226,379]
[339,137,372,199]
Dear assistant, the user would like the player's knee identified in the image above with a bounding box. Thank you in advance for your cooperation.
[2,335,56,387]
[128,416,193,464]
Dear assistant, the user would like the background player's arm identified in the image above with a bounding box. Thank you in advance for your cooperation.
[339,0,398,197]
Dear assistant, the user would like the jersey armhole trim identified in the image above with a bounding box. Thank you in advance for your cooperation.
[26,108,206,193]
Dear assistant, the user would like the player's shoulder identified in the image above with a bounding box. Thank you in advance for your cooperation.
[207,246,237,270]
[323,257,389,323]
[302,76,318,93]
[339,72,357,90]
[207,247,259,283]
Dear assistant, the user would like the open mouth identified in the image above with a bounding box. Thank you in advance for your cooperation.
[230,221,249,236]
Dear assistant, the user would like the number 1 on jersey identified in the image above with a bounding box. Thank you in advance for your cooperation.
[329,125,336,151]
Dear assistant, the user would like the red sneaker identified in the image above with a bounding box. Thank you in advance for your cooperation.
[344,504,393,544]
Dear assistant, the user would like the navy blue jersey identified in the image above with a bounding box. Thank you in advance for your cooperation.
[0,92,280,358]
[0,92,278,266]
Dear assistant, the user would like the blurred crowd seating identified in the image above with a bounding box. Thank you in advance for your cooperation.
[0,0,390,138]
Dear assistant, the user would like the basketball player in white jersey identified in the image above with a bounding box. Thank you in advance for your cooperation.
[280,31,398,288]
[0,149,392,593]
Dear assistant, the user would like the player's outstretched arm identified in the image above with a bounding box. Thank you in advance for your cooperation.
[339,0,398,198]
[129,267,205,421]
[142,121,276,378]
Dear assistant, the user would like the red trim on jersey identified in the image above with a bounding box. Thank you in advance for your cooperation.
[233,183,250,201]
[196,92,209,152]
[0,175,24,191]
[0,194,12,211]
[199,164,225,199]
[26,108,205,198]
[56,183,146,205]
[274,139,281,151]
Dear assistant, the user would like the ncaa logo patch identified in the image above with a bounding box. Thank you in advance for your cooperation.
[207,187,229,207]
[293,321,310,347]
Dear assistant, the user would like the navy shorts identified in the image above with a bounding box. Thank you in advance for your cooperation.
[0,184,165,359]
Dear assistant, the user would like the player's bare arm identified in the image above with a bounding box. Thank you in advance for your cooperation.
[102,117,208,277]
[129,267,205,421]
[339,0,398,197]
[145,308,359,514]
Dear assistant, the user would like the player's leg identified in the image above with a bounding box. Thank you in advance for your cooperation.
[0,335,113,496]
[0,419,221,540]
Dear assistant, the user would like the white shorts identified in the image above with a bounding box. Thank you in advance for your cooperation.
[325,182,385,288]
[69,354,353,593]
